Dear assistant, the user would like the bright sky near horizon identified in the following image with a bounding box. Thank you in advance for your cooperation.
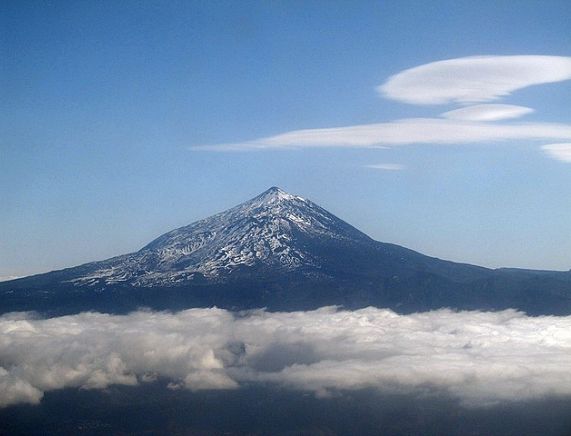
[2,0,571,277]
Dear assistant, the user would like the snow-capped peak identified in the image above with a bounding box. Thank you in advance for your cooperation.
[240,186,306,209]
[66,187,372,287]
[254,186,299,201]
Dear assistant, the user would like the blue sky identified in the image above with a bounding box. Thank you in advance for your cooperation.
[2,0,571,277]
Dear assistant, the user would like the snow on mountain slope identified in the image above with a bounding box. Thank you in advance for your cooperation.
[68,187,373,287]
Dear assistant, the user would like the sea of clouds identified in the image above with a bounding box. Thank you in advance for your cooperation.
[1,306,571,408]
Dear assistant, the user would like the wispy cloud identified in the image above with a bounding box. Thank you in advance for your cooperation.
[542,143,571,162]
[192,119,571,151]
[378,55,571,105]
[441,104,534,122]
[191,55,571,159]
[365,163,405,171]
[2,307,571,408]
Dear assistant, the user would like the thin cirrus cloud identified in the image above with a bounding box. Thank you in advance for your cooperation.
[365,163,405,171]
[2,306,571,408]
[192,118,571,151]
[192,55,571,154]
[378,55,571,105]
[441,104,534,122]
[542,143,571,162]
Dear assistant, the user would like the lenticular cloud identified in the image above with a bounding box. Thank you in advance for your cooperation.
[1,307,571,408]
[378,55,571,105]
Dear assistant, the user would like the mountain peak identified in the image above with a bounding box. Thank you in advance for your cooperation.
[254,186,299,203]
[266,186,283,193]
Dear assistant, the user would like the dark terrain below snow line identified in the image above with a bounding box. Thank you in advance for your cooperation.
[2,187,571,316]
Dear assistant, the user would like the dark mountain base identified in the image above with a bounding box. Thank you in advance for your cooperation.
[3,269,571,317]
[2,383,571,436]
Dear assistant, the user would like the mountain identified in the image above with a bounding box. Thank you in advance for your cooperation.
[2,187,571,316]
[61,186,375,287]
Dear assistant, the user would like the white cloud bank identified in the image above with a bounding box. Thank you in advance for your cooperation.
[378,55,571,105]
[441,104,534,122]
[2,307,571,408]
[542,143,571,162]
[192,118,571,151]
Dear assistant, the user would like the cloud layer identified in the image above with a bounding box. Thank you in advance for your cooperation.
[193,118,571,151]
[192,55,571,158]
[542,143,571,162]
[365,163,405,171]
[2,307,571,408]
[441,104,534,122]
[378,55,571,105]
